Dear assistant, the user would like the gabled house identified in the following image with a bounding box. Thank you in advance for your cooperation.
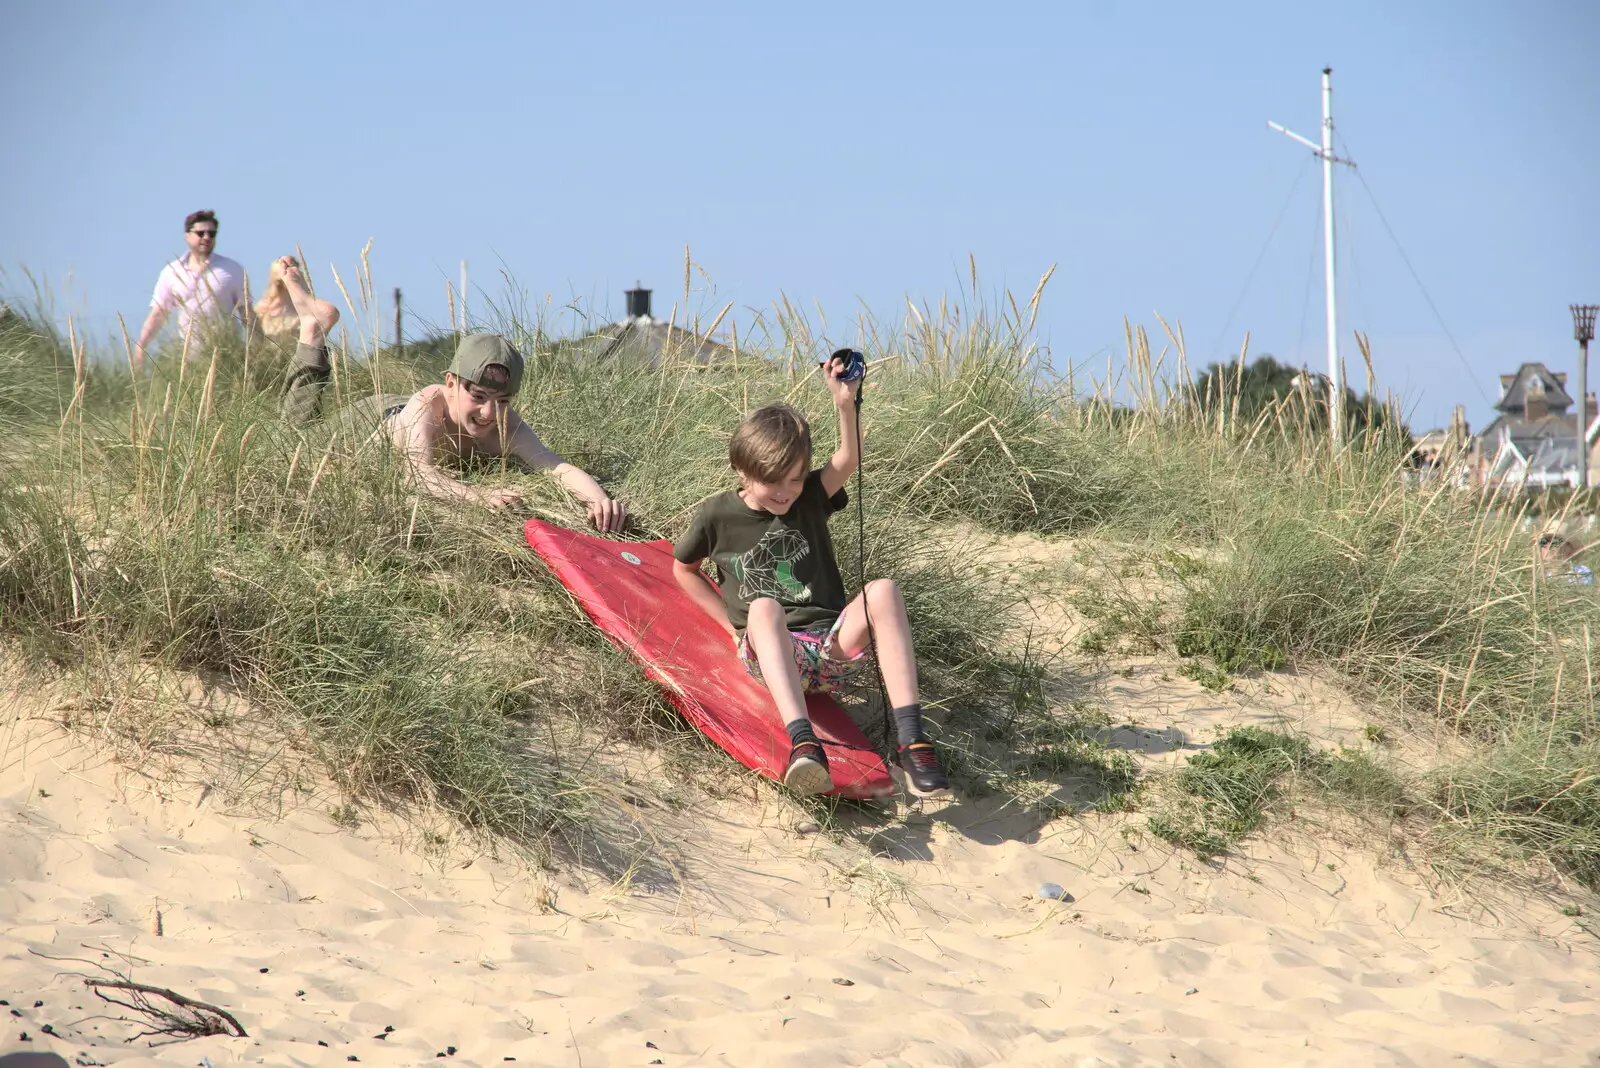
[1479,362,1600,489]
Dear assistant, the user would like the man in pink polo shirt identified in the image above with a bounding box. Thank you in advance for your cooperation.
[132,209,247,371]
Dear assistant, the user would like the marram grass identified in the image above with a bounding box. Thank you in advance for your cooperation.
[1,288,1597,891]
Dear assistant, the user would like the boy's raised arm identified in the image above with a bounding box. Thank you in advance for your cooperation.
[819,355,862,498]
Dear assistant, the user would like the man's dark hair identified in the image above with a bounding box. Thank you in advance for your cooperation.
[184,210,218,232]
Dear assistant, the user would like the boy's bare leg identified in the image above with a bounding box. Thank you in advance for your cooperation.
[833,578,950,796]
[280,264,340,343]
[745,600,809,725]
[834,578,918,705]
[745,598,832,795]
[278,259,341,424]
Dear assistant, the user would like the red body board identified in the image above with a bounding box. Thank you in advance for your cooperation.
[525,519,893,799]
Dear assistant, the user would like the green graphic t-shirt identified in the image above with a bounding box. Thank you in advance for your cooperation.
[673,469,849,631]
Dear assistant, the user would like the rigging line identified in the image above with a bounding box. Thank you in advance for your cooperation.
[1333,132,1374,395]
[1332,131,1370,397]
[1294,185,1323,375]
[1347,159,1495,408]
[1339,172,1371,389]
[1207,156,1317,365]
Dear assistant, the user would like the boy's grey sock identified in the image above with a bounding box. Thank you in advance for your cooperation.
[892,704,926,748]
[786,718,819,747]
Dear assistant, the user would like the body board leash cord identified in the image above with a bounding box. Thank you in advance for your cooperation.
[847,354,900,764]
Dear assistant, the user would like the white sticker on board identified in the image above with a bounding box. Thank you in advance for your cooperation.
[621,551,643,565]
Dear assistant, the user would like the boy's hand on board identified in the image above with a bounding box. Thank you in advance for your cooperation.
[586,495,628,534]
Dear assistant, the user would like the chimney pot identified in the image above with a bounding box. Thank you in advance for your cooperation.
[625,284,652,320]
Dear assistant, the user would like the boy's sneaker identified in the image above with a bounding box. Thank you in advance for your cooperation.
[783,740,834,796]
[897,741,952,798]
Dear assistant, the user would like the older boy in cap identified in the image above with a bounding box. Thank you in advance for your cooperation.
[276,258,624,530]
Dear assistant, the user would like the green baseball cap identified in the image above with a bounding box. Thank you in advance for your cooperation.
[448,333,524,396]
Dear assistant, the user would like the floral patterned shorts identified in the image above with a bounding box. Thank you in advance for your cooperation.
[737,607,868,693]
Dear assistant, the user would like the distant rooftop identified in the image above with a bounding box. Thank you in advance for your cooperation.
[1495,361,1574,414]
[574,284,735,365]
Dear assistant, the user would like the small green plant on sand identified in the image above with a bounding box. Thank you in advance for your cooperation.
[1151,729,1411,860]
[1148,727,1323,859]
[1178,658,1233,693]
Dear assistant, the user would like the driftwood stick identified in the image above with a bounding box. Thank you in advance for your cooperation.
[84,978,248,1038]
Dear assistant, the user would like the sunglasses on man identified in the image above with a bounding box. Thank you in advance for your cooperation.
[189,228,218,238]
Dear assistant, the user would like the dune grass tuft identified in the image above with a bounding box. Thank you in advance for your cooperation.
[1063,329,1600,884]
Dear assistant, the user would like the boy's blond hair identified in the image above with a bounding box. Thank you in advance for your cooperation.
[729,403,812,482]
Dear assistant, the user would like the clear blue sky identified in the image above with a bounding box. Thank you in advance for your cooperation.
[4,0,1597,430]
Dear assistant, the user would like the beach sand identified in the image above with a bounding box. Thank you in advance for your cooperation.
[3,670,1597,1068]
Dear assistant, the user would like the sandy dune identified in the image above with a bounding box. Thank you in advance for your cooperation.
[3,671,1597,1068]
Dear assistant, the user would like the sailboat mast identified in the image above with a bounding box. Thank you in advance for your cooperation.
[1269,70,1356,449]
[1320,68,1344,446]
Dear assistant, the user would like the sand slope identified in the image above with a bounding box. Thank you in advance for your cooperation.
[3,677,1598,1068]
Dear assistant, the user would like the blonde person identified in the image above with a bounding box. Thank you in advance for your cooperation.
[275,258,625,530]
[671,355,950,798]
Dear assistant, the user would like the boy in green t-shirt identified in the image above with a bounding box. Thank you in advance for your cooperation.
[672,355,950,798]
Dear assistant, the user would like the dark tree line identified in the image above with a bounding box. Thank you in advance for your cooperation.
[1192,354,1409,440]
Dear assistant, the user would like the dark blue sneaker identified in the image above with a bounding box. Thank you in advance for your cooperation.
[897,741,951,798]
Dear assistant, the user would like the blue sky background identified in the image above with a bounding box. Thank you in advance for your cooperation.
[3,1,1597,430]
